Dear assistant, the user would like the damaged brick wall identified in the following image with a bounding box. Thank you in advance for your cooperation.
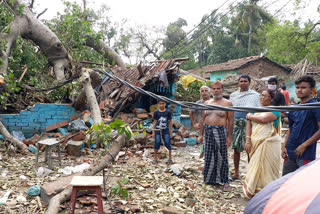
[0,104,77,138]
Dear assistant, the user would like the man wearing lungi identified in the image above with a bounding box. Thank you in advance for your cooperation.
[230,74,260,180]
[199,81,234,191]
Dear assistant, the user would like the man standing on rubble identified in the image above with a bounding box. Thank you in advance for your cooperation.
[230,74,260,181]
[199,81,234,191]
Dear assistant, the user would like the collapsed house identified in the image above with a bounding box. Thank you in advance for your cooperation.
[97,58,188,119]
[0,58,190,144]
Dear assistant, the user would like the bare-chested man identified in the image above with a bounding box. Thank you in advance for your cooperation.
[190,86,211,130]
[199,81,234,191]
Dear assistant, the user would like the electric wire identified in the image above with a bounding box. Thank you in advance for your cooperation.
[174,0,284,58]
[93,68,320,112]
[160,0,238,58]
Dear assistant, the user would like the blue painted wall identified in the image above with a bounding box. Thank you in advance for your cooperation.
[0,104,77,138]
[285,78,320,102]
[210,70,238,81]
[284,78,297,102]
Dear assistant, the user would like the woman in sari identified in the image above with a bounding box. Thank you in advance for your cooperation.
[243,89,281,199]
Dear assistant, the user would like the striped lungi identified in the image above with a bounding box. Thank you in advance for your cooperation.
[203,124,229,184]
[231,118,247,152]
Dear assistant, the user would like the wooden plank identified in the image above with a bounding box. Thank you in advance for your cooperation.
[70,176,103,186]
[38,138,60,146]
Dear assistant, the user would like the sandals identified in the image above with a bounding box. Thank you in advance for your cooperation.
[153,159,174,164]
[223,184,232,191]
[229,175,239,182]
[166,159,174,165]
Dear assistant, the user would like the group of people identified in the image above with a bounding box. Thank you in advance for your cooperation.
[151,74,320,199]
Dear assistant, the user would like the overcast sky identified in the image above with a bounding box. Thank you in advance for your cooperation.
[33,0,319,30]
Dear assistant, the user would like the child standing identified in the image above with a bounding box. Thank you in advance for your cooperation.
[152,100,173,164]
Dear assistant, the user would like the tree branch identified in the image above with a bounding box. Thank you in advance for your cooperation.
[85,35,125,67]
[2,0,71,79]
[29,0,34,10]
[36,8,47,19]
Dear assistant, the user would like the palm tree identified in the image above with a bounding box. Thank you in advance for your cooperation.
[231,0,273,53]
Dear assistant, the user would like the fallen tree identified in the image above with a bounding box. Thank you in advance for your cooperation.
[1,0,71,80]
[79,68,102,124]
[0,121,29,152]
[46,133,127,214]
[1,0,125,80]
[74,69,103,110]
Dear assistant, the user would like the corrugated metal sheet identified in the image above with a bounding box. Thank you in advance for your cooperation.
[98,58,187,117]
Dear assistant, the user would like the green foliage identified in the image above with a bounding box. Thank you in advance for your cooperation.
[86,121,111,148]
[9,37,47,78]
[86,119,134,149]
[0,4,13,33]
[17,4,25,14]
[162,18,188,53]
[264,21,320,64]
[111,178,129,198]
[109,119,134,140]
[0,71,20,110]
[45,1,104,63]
[175,80,210,102]
[230,0,273,53]
[207,32,248,64]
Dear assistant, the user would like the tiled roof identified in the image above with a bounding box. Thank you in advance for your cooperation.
[187,56,291,75]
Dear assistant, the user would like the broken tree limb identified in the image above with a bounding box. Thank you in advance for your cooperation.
[80,68,102,124]
[45,134,127,214]
[1,0,71,79]
[74,70,102,110]
[18,67,28,83]
[0,121,29,152]
[85,35,125,67]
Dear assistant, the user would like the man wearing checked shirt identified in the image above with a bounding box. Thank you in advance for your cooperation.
[229,74,261,180]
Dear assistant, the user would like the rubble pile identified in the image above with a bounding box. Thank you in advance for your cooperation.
[0,107,248,213]
[120,107,199,150]
[78,145,247,213]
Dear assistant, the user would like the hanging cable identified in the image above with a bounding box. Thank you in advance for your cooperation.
[93,68,320,112]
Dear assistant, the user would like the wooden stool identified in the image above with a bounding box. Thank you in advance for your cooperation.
[36,139,61,169]
[69,176,104,214]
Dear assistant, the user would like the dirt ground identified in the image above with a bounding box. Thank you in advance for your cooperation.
[0,140,319,214]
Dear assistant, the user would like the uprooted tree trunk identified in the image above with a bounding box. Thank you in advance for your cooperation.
[2,0,125,81]
[0,121,29,152]
[74,70,102,110]
[2,0,71,80]
[46,134,127,214]
[79,68,102,124]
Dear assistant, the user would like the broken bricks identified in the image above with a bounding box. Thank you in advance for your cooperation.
[67,140,84,157]
[173,142,187,147]
[45,120,69,132]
